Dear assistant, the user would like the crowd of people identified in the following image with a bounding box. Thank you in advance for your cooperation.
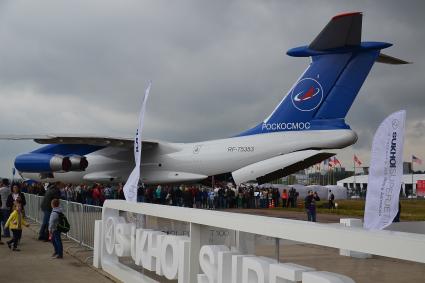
[23,181,304,210]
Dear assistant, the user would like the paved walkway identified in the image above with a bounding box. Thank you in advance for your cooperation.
[0,222,115,283]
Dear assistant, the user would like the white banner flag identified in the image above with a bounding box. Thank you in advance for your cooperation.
[123,82,152,202]
[364,110,406,230]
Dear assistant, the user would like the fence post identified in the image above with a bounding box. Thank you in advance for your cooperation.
[79,203,83,245]
[189,222,201,283]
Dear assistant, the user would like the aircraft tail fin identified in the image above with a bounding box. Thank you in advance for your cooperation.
[238,12,408,136]
[309,12,362,51]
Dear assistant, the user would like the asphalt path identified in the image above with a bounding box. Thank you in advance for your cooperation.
[0,222,114,283]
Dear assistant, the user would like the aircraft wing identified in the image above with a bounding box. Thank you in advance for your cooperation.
[0,134,158,148]
[232,150,335,185]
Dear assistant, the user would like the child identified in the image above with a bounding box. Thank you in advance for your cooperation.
[49,198,63,259]
[5,202,29,251]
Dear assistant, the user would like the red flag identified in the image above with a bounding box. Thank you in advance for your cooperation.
[354,155,362,166]
[333,157,342,166]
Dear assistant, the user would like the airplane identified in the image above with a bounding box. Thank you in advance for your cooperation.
[0,12,408,185]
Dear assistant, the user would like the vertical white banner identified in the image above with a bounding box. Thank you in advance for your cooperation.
[123,82,152,202]
[364,110,406,230]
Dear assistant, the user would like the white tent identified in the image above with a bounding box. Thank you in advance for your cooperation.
[256,183,348,200]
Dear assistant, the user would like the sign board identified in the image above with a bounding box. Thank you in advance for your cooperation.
[94,202,357,283]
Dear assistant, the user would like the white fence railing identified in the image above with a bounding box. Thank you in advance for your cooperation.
[102,200,425,264]
[95,200,425,283]
[24,193,102,249]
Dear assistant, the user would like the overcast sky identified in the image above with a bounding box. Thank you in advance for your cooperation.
[0,0,424,178]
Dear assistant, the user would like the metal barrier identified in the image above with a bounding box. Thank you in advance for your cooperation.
[25,193,38,222]
[66,201,84,244]
[81,205,103,249]
[23,193,102,250]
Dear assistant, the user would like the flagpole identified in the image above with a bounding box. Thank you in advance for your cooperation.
[411,155,413,194]
[328,161,331,185]
[329,165,332,185]
[319,163,321,185]
[326,160,329,185]
[353,156,356,197]
[308,167,310,185]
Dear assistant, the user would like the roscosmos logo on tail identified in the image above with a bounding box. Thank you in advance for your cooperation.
[291,78,323,111]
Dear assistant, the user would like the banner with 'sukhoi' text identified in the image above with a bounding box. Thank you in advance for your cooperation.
[364,110,405,230]
[123,82,152,202]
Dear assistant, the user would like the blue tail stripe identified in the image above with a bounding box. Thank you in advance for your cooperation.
[315,50,379,119]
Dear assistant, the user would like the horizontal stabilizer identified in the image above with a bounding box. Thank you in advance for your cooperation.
[232,150,335,185]
[309,12,362,51]
[376,53,410,65]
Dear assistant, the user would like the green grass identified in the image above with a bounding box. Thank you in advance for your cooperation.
[273,199,425,221]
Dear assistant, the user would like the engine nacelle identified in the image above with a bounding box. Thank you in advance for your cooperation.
[68,155,89,171]
[15,153,72,173]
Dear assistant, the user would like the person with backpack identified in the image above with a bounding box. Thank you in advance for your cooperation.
[49,198,65,258]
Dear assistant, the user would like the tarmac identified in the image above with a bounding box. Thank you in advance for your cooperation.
[0,221,115,283]
[0,210,424,283]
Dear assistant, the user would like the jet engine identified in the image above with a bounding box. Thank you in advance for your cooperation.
[68,155,89,171]
[15,153,72,173]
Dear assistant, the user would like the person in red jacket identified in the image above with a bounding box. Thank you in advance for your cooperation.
[92,184,104,206]
[281,189,288,208]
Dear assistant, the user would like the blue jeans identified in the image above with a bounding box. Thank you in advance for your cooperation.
[39,210,51,240]
[307,209,317,222]
[1,208,10,237]
[52,230,63,257]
